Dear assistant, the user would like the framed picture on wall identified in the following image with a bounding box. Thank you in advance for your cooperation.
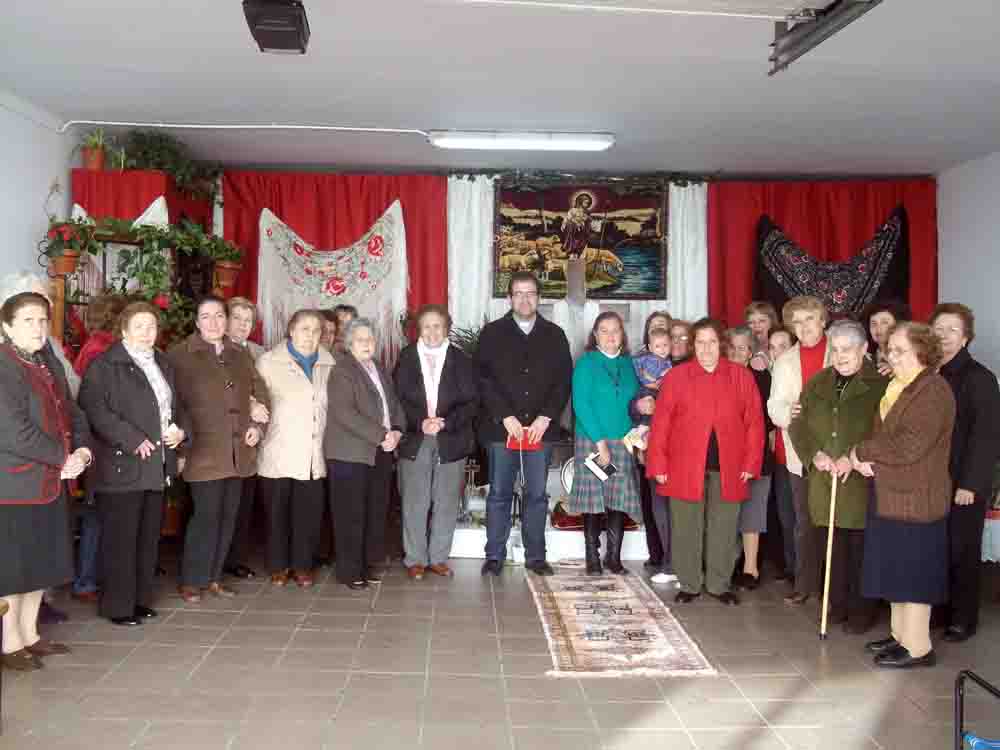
[492,179,668,300]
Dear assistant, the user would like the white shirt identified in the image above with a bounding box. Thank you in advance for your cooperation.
[417,339,449,418]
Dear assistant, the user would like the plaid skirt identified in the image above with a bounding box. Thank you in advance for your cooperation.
[565,435,641,518]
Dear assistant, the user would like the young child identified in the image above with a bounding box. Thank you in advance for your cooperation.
[631,328,672,427]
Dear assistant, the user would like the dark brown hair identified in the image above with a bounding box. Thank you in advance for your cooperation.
[195,294,228,318]
[415,304,452,332]
[862,299,911,329]
[930,303,975,344]
[768,325,797,347]
[690,317,729,356]
[506,271,540,297]
[585,311,630,354]
[892,321,943,369]
[641,311,672,349]
[1,291,50,326]
[119,301,161,334]
[88,294,128,334]
[319,309,338,323]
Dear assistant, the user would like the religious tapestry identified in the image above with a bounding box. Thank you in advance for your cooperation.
[257,200,409,359]
[493,183,667,299]
[755,205,909,317]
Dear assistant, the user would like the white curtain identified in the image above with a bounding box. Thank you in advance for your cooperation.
[665,181,709,323]
[447,175,495,332]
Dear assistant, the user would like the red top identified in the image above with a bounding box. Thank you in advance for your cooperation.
[73,331,115,377]
[799,337,827,387]
[646,358,764,503]
[774,430,787,465]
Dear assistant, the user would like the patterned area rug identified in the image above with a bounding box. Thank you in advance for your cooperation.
[526,562,716,678]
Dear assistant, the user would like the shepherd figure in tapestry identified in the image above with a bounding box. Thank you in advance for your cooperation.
[493,183,667,300]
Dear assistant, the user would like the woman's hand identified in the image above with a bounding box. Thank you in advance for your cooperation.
[502,416,524,441]
[636,396,656,416]
[850,447,875,477]
[525,415,551,444]
[244,425,262,447]
[164,424,186,450]
[249,397,270,424]
[381,430,402,452]
[750,352,769,372]
[954,488,976,506]
[422,417,444,436]
[135,439,157,460]
[739,471,753,482]
[832,456,853,481]
[596,440,612,467]
[60,448,92,479]
[654,474,668,485]
[877,361,894,377]
[812,450,833,473]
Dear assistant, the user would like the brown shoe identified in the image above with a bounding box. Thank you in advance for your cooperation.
[784,592,810,606]
[178,585,202,604]
[292,571,315,588]
[26,640,71,656]
[2,649,42,671]
[407,565,425,581]
[71,590,100,604]
[427,563,453,578]
[270,570,290,586]
[207,582,237,599]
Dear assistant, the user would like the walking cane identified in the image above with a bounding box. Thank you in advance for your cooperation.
[819,476,839,640]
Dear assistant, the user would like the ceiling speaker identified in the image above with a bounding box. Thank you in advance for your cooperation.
[243,0,310,54]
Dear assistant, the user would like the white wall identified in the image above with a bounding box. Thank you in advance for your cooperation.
[938,150,1000,373]
[0,90,74,275]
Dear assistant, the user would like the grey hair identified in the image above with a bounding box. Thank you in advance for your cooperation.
[343,316,375,347]
[827,319,868,348]
[727,325,753,341]
[0,272,50,306]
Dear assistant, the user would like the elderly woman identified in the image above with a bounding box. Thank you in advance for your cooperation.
[745,301,779,372]
[1,292,92,669]
[769,295,831,606]
[668,320,692,365]
[863,300,911,374]
[394,305,479,580]
[929,304,1000,643]
[647,318,763,605]
[567,312,641,575]
[255,310,334,587]
[852,323,956,668]
[788,320,886,633]
[726,326,774,590]
[168,295,270,603]
[79,302,190,625]
[325,318,405,590]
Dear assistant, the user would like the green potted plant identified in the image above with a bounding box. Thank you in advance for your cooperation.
[76,128,112,171]
[122,130,221,199]
[41,217,104,275]
[205,233,243,295]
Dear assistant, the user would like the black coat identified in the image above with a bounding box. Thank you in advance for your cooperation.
[751,366,776,477]
[939,347,1000,501]
[79,342,192,494]
[394,343,479,464]
[475,312,573,445]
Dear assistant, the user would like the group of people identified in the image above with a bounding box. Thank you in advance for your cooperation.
[2,267,998,674]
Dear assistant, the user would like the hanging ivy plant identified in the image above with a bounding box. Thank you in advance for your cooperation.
[121,130,222,199]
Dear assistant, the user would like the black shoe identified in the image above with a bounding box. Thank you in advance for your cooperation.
[346,581,369,591]
[526,561,555,576]
[865,636,900,654]
[643,559,663,572]
[708,591,740,606]
[224,564,256,579]
[134,606,158,619]
[943,624,977,643]
[874,646,936,669]
[733,572,759,591]
[603,510,629,575]
[584,513,604,576]
[110,616,141,626]
[365,568,383,584]
[481,559,502,577]
[675,591,701,604]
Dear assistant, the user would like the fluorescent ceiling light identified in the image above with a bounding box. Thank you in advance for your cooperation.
[428,130,615,152]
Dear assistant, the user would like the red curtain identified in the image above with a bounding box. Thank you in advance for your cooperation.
[708,179,938,325]
[71,169,212,227]
[222,171,448,312]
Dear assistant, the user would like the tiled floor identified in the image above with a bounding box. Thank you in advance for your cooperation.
[3,558,1000,750]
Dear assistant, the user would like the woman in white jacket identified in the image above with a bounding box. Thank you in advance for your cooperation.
[255,310,335,587]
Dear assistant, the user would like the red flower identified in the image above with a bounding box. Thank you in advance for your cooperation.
[152,294,170,310]
[832,289,847,304]
[324,276,347,296]
[266,228,273,238]
[367,235,384,256]
[359,271,369,280]
[304,266,314,276]
[293,241,311,257]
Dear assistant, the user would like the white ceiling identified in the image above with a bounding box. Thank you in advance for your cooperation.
[3,0,999,175]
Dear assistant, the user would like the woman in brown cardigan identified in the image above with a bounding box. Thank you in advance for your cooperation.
[851,322,956,669]
[168,296,270,603]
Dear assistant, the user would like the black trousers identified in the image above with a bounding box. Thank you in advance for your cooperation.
[183,478,243,588]
[97,490,163,619]
[638,463,664,565]
[225,475,258,569]
[817,526,874,623]
[327,452,392,584]
[789,471,820,596]
[945,497,988,628]
[260,477,324,573]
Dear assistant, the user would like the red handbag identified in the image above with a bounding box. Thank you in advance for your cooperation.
[506,434,543,452]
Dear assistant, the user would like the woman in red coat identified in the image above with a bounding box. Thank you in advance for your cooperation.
[646,318,764,605]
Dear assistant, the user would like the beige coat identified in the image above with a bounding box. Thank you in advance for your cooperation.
[767,340,833,476]
[256,342,335,481]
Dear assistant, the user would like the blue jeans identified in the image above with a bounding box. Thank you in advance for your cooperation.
[485,442,552,565]
[73,505,101,594]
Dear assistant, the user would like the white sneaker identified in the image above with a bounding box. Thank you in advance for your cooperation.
[650,572,678,584]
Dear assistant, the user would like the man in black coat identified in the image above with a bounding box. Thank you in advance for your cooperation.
[476,272,572,576]
[932,304,1000,642]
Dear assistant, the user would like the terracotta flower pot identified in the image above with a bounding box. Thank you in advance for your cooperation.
[81,146,105,171]
[213,260,241,296]
[49,250,81,276]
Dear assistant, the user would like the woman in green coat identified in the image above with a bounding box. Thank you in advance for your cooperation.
[789,319,887,633]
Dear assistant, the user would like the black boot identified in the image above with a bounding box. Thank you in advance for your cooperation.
[583,513,603,576]
[604,510,629,575]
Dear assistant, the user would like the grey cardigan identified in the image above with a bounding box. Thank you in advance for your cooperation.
[324,353,405,466]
